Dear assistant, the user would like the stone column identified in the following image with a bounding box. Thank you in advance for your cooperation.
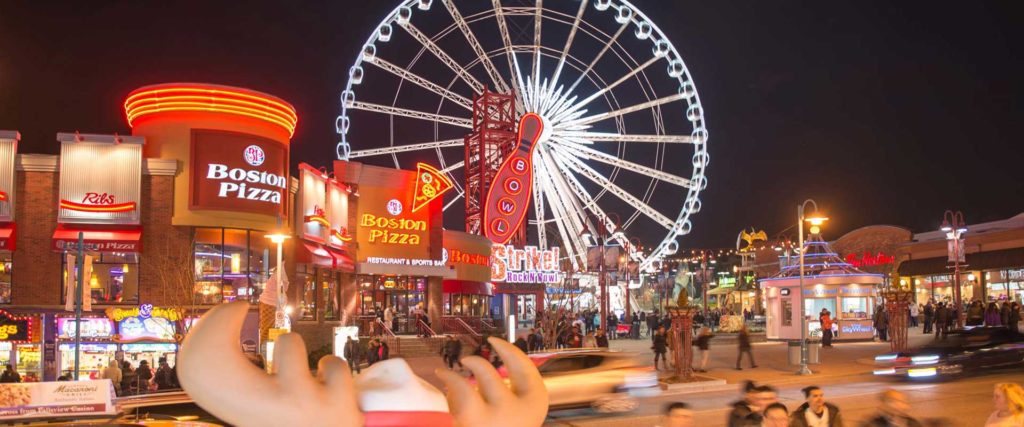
[428,276,444,332]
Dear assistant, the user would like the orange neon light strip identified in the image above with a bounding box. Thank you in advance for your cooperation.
[332,229,353,242]
[60,199,137,213]
[304,214,331,227]
[124,85,298,137]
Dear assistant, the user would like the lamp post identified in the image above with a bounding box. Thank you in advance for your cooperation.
[266,231,291,329]
[942,210,967,329]
[582,215,624,332]
[797,199,828,376]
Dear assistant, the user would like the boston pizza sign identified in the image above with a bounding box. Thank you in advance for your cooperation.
[190,130,288,216]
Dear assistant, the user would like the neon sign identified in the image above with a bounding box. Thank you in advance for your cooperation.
[359,214,425,245]
[412,163,454,212]
[484,114,543,244]
[0,309,32,343]
[59,193,137,213]
[845,252,895,268]
[491,245,563,284]
[304,205,330,227]
[106,304,181,322]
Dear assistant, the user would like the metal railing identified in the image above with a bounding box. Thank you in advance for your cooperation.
[441,316,481,337]
[374,318,401,355]
[417,319,437,337]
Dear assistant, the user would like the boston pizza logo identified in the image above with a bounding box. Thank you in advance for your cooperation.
[243,145,266,166]
[386,199,403,216]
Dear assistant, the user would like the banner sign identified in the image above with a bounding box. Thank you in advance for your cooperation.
[56,133,143,225]
[190,130,288,217]
[106,304,180,343]
[56,318,113,340]
[491,245,563,284]
[0,380,116,420]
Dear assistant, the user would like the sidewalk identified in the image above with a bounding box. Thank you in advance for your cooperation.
[606,328,935,387]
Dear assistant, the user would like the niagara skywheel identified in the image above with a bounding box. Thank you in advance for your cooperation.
[336,0,709,271]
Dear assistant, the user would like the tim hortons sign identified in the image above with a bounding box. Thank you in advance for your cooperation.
[191,130,288,216]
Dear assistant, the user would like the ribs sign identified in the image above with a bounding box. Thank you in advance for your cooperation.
[483,113,543,244]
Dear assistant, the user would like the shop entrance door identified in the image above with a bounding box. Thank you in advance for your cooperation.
[516,294,536,329]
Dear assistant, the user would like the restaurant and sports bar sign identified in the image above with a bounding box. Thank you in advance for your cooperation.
[190,129,288,217]
[491,245,564,284]
[56,133,143,225]
[0,380,116,420]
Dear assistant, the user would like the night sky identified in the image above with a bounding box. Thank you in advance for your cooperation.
[1,1,1020,250]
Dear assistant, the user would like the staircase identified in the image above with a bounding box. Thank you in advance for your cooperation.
[393,336,445,358]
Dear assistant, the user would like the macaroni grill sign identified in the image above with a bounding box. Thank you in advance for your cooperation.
[56,133,143,225]
[190,130,288,216]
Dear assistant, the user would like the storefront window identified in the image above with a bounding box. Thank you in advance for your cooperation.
[16,344,40,382]
[59,343,116,381]
[296,265,316,321]
[321,269,339,321]
[914,274,974,304]
[840,297,871,319]
[0,252,10,304]
[61,252,140,305]
[444,294,492,317]
[358,275,428,317]
[194,228,271,305]
[985,269,1024,302]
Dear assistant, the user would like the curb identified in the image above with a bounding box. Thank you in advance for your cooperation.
[658,378,734,395]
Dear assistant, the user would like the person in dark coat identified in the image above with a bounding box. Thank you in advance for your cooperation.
[526,328,539,352]
[514,335,528,353]
[861,389,922,427]
[568,327,583,348]
[726,381,762,427]
[735,325,756,370]
[595,328,609,348]
[343,337,363,374]
[1010,302,1022,333]
[647,312,659,338]
[607,314,619,339]
[120,361,137,395]
[1001,301,1012,328]
[652,327,668,370]
[789,385,844,427]
[154,358,177,390]
[366,339,380,366]
[922,301,934,334]
[693,327,713,372]
[0,365,20,383]
[934,303,949,338]
[136,360,154,391]
[378,339,390,361]
[873,306,888,342]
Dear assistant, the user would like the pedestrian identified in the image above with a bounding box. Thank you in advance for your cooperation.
[656,402,694,427]
[694,326,713,372]
[120,361,137,395]
[923,301,934,334]
[727,381,762,427]
[873,306,888,342]
[639,311,648,337]
[909,303,919,328]
[0,364,20,383]
[608,313,619,340]
[570,326,584,348]
[378,338,390,361]
[736,324,757,370]
[154,358,177,390]
[861,389,922,427]
[762,403,789,427]
[652,327,668,370]
[449,336,463,369]
[99,360,122,394]
[985,382,1024,427]
[1001,302,1012,329]
[632,313,642,339]
[596,328,609,348]
[583,331,597,348]
[1011,302,1022,333]
[647,312,660,338]
[343,336,363,374]
[820,308,834,348]
[367,339,380,366]
[136,360,153,391]
[790,385,844,427]
[533,327,545,351]
[384,305,395,333]
[935,303,949,338]
[526,328,538,352]
[986,302,1002,327]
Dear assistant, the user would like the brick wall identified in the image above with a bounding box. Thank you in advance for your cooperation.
[12,170,61,305]
[139,174,193,307]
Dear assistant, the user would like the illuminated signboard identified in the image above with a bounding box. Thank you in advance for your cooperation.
[56,133,143,225]
[106,304,180,343]
[412,163,454,212]
[190,130,288,217]
[299,165,329,243]
[0,131,17,223]
[844,252,895,268]
[491,245,563,284]
[0,310,31,343]
[484,114,543,244]
[56,318,114,340]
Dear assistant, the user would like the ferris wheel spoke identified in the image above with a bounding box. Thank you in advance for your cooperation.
[551,0,588,88]
[443,191,463,211]
[566,21,630,97]
[556,56,660,121]
[556,131,694,144]
[442,0,510,94]
[398,22,485,94]
[539,146,595,257]
[537,151,587,269]
[550,137,693,188]
[561,93,687,128]
[549,146,675,230]
[349,101,472,128]
[532,0,543,94]
[367,58,473,110]
[531,151,548,250]
[441,160,464,174]
[348,138,465,158]
[492,0,525,113]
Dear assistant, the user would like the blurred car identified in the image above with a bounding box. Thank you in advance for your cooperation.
[494,349,659,413]
[873,326,1024,379]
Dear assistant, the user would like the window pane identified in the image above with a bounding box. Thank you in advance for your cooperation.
[61,253,139,305]
[194,228,224,304]
[222,229,248,303]
[248,231,271,303]
[299,273,315,320]
[321,270,339,320]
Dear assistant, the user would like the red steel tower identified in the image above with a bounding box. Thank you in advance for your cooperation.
[464,89,524,244]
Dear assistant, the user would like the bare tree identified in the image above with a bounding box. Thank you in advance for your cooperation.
[149,229,199,346]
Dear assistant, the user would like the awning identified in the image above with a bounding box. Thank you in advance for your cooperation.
[297,241,355,273]
[52,227,141,252]
[707,286,734,296]
[443,280,493,296]
[897,248,1024,276]
[0,225,14,251]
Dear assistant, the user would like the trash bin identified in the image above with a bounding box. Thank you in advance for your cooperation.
[788,340,822,365]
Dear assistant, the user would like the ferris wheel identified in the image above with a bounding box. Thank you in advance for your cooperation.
[336,0,709,271]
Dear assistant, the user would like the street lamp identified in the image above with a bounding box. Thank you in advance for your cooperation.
[941,210,967,329]
[797,199,828,376]
[266,231,291,329]
[582,214,624,331]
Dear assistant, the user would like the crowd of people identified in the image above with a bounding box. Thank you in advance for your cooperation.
[656,381,1024,427]
[342,336,392,373]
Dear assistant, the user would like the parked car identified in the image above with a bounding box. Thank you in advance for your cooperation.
[493,349,659,412]
[874,326,1024,380]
